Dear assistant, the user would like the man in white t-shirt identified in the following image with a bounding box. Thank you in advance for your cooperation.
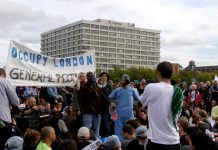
[140,61,180,150]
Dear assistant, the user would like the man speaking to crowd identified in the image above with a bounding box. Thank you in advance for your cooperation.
[140,62,183,150]
[0,68,20,149]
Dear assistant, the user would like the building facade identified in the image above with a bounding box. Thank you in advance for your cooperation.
[185,60,218,72]
[41,19,160,72]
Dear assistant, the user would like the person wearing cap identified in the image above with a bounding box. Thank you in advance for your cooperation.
[76,127,92,149]
[126,125,147,150]
[5,136,24,150]
[108,74,140,142]
[140,61,181,150]
[98,135,121,150]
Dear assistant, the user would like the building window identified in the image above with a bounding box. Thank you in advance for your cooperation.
[91,30,99,34]
[109,37,116,41]
[132,30,140,34]
[126,34,131,38]
[100,42,108,46]
[91,41,99,45]
[81,34,90,39]
[109,32,116,36]
[109,48,116,52]
[125,44,132,49]
[81,23,90,28]
[116,38,124,42]
[91,35,99,40]
[141,31,147,35]
[133,40,140,44]
[132,35,140,39]
[117,54,124,58]
[125,60,132,64]
[109,27,116,31]
[125,55,132,59]
[116,60,124,63]
[125,29,132,33]
[100,26,108,30]
[141,36,147,40]
[117,28,125,32]
[125,50,132,54]
[110,59,116,63]
[81,40,90,44]
[141,41,147,45]
[100,36,108,41]
[100,31,108,35]
[117,44,124,48]
[109,43,116,47]
[117,49,124,53]
[91,24,99,29]
[147,32,154,36]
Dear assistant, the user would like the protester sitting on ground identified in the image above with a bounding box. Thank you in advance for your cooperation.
[97,135,121,150]
[23,128,41,150]
[125,118,141,130]
[62,105,77,133]
[5,136,24,150]
[52,99,63,112]
[76,127,93,150]
[186,127,218,150]
[137,109,148,127]
[43,102,51,115]
[177,116,190,146]
[192,112,210,131]
[197,109,212,131]
[48,110,69,135]
[127,125,148,150]
[57,139,78,150]
[22,96,39,116]
[121,124,136,150]
[36,126,56,150]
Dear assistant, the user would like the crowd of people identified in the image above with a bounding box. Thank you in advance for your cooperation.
[1,61,218,150]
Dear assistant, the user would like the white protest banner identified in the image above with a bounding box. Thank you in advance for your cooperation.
[82,139,102,150]
[6,41,96,86]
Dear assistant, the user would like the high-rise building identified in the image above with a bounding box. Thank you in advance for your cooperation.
[41,19,160,72]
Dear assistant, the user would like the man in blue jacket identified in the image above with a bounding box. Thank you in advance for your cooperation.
[108,74,140,141]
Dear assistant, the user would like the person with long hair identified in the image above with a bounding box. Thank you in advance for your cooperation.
[23,128,41,150]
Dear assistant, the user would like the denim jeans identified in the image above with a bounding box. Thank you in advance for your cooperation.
[114,116,130,142]
[83,113,101,139]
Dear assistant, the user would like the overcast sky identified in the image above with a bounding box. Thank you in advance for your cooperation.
[0,0,218,67]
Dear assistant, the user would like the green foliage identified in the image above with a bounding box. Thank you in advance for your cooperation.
[108,66,156,82]
[106,67,218,83]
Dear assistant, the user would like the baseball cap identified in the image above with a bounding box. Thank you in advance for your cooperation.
[77,127,90,139]
[135,125,147,138]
